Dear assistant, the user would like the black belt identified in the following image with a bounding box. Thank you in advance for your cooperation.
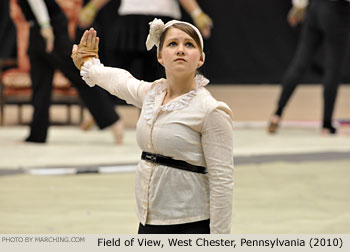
[141,151,207,174]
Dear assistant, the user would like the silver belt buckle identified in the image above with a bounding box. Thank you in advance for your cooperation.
[145,154,157,163]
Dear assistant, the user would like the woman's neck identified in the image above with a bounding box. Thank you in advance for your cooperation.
[165,72,197,99]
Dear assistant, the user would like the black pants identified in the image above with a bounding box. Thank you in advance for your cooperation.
[275,0,350,128]
[138,219,210,234]
[26,23,119,142]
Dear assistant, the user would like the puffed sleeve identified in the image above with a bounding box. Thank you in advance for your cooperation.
[80,58,153,108]
[201,103,234,234]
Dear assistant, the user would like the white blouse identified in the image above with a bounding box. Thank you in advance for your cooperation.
[81,59,234,234]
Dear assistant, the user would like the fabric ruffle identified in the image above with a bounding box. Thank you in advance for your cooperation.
[144,74,209,125]
[80,58,104,87]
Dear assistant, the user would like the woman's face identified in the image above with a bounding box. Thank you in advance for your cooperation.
[158,27,204,75]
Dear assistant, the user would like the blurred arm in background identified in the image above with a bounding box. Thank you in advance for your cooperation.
[288,0,308,27]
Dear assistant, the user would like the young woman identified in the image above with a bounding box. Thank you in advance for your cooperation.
[72,19,234,234]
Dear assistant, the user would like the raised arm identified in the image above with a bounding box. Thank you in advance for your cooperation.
[72,28,152,108]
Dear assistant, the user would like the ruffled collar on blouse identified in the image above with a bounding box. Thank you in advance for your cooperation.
[144,75,209,125]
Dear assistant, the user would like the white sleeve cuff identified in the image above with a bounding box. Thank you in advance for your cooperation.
[80,58,103,87]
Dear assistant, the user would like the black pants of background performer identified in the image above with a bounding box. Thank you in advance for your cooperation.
[26,22,119,143]
[138,219,210,234]
[275,0,350,131]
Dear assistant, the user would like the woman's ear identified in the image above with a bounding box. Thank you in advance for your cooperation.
[197,53,205,68]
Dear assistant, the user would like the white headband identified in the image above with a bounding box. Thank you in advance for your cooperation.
[145,18,204,58]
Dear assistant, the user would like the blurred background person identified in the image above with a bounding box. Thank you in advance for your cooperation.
[16,0,124,144]
[268,0,350,135]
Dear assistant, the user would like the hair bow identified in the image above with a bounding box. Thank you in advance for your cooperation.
[145,18,165,51]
